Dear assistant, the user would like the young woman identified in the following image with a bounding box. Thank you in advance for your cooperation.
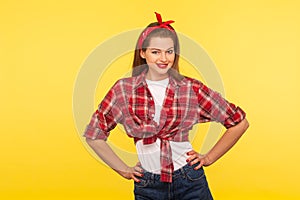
[84,12,249,200]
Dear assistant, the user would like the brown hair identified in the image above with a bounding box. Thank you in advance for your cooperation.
[132,22,181,79]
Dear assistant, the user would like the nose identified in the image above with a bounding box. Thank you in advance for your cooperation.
[160,52,167,62]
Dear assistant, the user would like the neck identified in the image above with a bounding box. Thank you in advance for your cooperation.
[146,72,169,81]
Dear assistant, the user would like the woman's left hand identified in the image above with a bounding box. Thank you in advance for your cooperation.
[186,150,213,170]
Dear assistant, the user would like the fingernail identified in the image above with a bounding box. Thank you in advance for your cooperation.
[186,159,189,162]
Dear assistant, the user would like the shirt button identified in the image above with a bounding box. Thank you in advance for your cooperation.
[151,114,155,118]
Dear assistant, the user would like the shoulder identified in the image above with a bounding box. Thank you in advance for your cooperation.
[110,77,137,91]
[181,76,211,94]
[114,76,137,85]
[181,76,204,88]
[182,76,200,83]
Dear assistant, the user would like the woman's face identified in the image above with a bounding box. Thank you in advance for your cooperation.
[140,37,175,81]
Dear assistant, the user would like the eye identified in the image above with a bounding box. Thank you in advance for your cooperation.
[151,51,159,54]
[167,49,174,54]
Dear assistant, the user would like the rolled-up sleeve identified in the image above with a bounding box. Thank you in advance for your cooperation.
[196,81,246,129]
[83,86,123,140]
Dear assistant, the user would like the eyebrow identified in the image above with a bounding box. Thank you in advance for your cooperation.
[148,47,174,51]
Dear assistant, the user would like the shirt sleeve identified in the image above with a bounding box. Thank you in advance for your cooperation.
[195,80,246,129]
[83,83,123,140]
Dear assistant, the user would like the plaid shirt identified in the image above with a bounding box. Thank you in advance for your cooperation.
[84,70,246,183]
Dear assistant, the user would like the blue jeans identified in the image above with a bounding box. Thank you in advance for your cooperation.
[134,164,213,200]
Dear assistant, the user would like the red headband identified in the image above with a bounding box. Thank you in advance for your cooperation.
[137,12,175,49]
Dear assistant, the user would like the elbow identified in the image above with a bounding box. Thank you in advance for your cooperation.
[241,118,249,133]
[229,118,249,134]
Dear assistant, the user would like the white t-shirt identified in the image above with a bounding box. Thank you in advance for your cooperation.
[136,78,193,174]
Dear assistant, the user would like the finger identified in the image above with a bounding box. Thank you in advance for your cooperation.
[132,174,141,182]
[194,159,204,170]
[186,150,196,156]
[189,157,200,166]
[186,153,197,163]
[189,152,204,165]
[134,171,144,177]
[134,166,144,173]
[135,162,144,173]
[132,169,144,182]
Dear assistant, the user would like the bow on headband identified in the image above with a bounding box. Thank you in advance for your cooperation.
[154,12,175,29]
[137,12,175,49]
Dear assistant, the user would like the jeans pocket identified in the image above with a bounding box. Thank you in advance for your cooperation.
[185,167,205,181]
[134,177,149,188]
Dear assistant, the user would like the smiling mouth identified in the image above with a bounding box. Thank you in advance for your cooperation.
[156,63,169,69]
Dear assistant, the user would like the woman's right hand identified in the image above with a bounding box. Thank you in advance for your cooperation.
[120,162,144,182]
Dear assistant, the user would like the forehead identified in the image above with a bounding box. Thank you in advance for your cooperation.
[147,37,174,49]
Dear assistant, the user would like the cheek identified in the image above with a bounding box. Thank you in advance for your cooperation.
[168,54,175,62]
[145,54,158,62]
[146,58,155,64]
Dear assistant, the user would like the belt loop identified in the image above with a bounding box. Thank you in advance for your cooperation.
[150,172,155,182]
[180,165,186,178]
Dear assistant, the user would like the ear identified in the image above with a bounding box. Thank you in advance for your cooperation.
[140,50,146,59]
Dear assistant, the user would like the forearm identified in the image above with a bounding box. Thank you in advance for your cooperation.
[206,118,249,165]
[85,138,129,176]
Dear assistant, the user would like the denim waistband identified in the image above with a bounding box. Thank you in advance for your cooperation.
[141,163,201,182]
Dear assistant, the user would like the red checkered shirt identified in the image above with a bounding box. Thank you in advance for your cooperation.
[84,70,246,183]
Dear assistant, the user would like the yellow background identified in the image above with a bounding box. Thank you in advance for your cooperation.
[1,0,300,199]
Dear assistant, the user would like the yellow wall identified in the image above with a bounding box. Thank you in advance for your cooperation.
[1,0,300,199]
